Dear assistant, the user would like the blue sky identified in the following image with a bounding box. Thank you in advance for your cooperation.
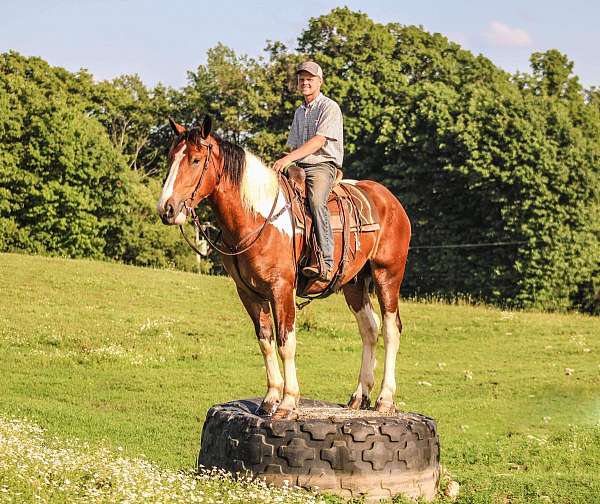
[1,0,598,89]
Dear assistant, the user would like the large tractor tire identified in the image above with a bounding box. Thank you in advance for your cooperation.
[198,398,440,502]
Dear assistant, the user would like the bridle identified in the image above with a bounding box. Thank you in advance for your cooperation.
[178,137,286,257]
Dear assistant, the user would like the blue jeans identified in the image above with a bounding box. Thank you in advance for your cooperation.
[302,162,336,270]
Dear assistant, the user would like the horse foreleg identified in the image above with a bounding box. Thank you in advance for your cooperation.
[270,286,299,420]
[237,288,283,416]
[257,337,284,415]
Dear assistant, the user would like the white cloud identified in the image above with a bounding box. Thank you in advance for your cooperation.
[484,21,532,47]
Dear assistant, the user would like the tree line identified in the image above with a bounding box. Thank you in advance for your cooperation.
[1,8,598,313]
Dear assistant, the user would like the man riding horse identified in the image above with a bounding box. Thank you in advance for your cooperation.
[273,61,343,282]
[157,60,411,417]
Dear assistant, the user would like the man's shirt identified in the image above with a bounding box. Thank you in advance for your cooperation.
[286,93,344,167]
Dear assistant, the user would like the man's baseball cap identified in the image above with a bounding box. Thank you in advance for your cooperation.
[296,61,323,80]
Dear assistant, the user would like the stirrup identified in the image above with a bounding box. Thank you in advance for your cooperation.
[302,265,320,278]
[317,269,333,282]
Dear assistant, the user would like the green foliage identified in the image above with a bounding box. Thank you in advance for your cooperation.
[1,5,599,312]
[293,8,600,312]
[0,55,128,258]
[0,51,208,272]
[89,75,179,175]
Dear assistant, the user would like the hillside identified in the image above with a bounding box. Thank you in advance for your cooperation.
[1,253,599,503]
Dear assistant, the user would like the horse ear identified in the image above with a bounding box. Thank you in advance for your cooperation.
[168,117,186,136]
[200,115,212,139]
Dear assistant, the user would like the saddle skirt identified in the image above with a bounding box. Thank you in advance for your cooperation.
[281,166,381,303]
[284,166,380,234]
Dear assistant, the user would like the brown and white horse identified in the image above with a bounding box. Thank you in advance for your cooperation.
[157,116,411,419]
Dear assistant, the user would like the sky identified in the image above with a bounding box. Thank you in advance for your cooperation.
[1,0,598,89]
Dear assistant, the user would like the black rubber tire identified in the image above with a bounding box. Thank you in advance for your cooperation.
[198,398,440,501]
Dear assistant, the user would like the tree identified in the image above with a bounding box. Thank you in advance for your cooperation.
[0,60,129,257]
[291,8,600,310]
[89,75,178,176]
[0,51,210,272]
[528,49,582,100]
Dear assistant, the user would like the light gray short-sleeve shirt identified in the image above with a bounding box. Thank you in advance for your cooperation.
[286,93,344,167]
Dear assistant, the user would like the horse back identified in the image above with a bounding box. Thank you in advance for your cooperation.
[351,179,411,257]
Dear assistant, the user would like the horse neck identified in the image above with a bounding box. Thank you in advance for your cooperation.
[205,146,281,246]
[206,182,243,236]
[208,171,276,245]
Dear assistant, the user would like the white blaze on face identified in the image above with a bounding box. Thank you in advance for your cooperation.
[157,144,187,215]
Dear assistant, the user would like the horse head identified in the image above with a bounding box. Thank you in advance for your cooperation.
[157,115,217,225]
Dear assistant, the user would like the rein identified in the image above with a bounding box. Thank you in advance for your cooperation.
[179,140,287,257]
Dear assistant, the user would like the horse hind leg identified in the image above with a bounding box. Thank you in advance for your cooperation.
[343,273,380,410]
[237,287,283,416]
[371,263,404,414]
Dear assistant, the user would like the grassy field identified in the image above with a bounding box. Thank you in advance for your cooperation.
[1,252,599,503]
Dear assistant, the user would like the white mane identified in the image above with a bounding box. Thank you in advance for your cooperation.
[239,151,280,214]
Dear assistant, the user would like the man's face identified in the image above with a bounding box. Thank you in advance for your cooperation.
[297,71,321,97]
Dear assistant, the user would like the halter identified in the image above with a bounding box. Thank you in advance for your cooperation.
[183,138,213,210]
[179,138,286,257]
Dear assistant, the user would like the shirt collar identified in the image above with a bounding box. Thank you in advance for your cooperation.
[302,92,323,110]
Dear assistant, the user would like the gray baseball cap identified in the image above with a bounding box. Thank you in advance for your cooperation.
[296,61,323,80]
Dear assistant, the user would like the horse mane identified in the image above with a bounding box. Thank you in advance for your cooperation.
[213,134,246,188]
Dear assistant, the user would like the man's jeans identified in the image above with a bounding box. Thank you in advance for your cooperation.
[301,162,337,271]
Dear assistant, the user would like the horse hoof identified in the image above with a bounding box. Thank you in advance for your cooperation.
[271,407,299,420]
[257,401,279,416]
[347,394,361,410]
[374,398,396,414]
[347,394,370,410]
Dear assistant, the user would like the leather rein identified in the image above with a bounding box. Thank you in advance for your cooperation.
[179,139,288,257]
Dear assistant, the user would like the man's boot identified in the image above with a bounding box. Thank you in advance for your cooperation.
[302,247,332,281]
[302,265,333,282]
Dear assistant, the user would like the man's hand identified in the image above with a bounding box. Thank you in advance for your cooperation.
[273,156,292,173]
[273,135,325,172]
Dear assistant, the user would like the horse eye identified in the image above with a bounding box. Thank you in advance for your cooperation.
[192,158,200,165]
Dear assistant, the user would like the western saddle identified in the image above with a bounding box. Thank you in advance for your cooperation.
[280,165,380,302]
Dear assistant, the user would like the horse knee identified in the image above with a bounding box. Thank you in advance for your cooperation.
[256,322,273,341]
[354,306,379,345]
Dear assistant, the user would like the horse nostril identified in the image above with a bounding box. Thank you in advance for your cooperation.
[165,203,174,219]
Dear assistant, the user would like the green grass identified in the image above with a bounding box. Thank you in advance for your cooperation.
[1,252,599,503]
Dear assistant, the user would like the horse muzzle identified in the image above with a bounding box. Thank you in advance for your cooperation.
[158,200,187,225]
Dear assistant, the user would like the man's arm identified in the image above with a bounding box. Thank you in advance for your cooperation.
[273,135,326,172]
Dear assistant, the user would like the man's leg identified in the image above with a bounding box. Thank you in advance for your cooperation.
[303,162,336,279]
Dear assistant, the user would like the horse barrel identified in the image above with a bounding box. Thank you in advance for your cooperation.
[197,398,440,502]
